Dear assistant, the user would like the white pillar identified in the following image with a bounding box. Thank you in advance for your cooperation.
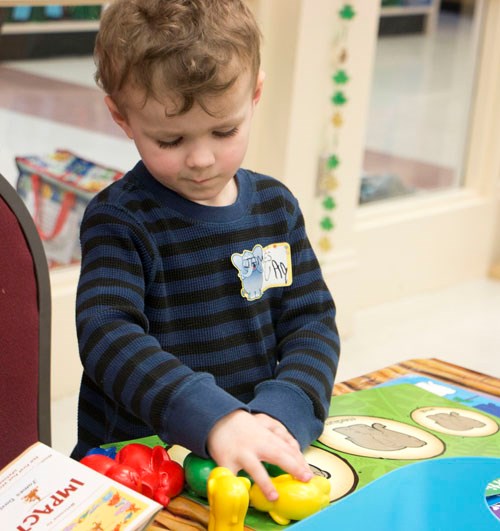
[245,0,380,335]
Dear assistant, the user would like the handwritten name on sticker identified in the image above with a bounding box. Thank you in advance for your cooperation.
[231,243,292,301]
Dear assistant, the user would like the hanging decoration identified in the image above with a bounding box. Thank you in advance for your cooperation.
[317,2,357,254]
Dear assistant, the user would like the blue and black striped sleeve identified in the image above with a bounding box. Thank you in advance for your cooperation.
[248,195,340,448]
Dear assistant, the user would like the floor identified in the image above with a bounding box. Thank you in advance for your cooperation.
[1,10,499,457]
[0,58,137,187]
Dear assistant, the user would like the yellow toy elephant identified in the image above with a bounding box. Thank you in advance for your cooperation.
[207,467,251,531]
[249,474,331,525]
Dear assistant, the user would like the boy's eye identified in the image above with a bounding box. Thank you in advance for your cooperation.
[213,127,239,138]
[158,137,183,149]
[156,127,238,148]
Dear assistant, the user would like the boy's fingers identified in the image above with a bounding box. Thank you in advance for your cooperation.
[277,429,300,451]
[247,448,312,500]
[268,445,313,483]
[245,459,278,501]
[253,413,300,451]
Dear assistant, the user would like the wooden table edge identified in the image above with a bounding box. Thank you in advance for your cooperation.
[334,357,500,398]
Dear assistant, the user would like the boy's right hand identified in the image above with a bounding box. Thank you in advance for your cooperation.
[206,409,313,501]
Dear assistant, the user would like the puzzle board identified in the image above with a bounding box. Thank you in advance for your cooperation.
[314,384,499,490]
[247,383,500,529]
[110,383,500,529]
[377,374,500,418]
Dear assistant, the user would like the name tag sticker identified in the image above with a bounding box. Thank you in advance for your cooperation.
[262,242,292,290]
[231,242,293,301]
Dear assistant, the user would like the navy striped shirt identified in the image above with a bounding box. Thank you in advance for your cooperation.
[72,161,339,459]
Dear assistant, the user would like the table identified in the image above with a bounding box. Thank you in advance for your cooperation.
[149,358,500,530]
[334,357,500,397]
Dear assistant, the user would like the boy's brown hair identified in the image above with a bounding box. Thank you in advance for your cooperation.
[94,0,261,114]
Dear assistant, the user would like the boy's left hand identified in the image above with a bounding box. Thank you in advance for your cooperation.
[252,413,301,453]
[206,409,312,502]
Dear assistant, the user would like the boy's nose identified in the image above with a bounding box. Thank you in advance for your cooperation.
[185,145,215,169]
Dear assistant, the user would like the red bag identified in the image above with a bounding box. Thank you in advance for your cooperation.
[16,150,123,267]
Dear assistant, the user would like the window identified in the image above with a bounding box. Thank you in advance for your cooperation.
[361,1,480,204]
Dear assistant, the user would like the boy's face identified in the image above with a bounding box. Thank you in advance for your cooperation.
[106,70,264,207]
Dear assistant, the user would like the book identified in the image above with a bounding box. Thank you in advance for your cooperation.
[0,442,162,531]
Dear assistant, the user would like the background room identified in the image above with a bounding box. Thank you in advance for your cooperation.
[0,0,499,457]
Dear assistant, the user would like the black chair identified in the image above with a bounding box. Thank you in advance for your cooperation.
[0,172,51,469]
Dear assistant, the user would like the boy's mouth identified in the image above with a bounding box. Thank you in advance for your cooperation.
[189,174,217,185]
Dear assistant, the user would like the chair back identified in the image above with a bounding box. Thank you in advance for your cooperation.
[0,173,51,469]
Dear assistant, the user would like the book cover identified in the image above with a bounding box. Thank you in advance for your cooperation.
[0,442,162,531]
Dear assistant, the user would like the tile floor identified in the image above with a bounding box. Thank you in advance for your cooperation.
[1,9,498,457]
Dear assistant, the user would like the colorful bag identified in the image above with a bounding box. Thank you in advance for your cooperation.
[16,150,123,267]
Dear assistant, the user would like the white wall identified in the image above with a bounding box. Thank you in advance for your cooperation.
[50,266,80,400]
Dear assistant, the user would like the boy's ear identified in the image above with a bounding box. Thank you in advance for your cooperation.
[104,95,134,139]
[252,70,265,106]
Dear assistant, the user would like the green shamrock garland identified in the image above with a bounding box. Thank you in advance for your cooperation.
[318,3,356,254]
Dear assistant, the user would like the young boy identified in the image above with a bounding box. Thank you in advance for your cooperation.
[73,0,340,501]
